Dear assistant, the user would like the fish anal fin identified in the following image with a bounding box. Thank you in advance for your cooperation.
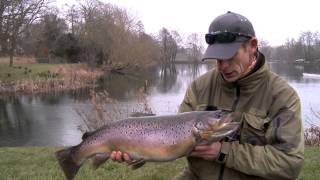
[128,159,146,170]
[91,153,109,170]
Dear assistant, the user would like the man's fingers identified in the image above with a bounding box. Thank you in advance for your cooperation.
[193,145,211,151]
[190,151,215,159]
[190,151,213,157]
[110,151,131,163]
[115,151,123,162]
[123,153,131,161]
[110,151,117,160]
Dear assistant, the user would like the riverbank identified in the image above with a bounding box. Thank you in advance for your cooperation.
[0,57,103,95]
[0,146,318,179]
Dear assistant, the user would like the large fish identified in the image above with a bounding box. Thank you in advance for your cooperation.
[55,110,240,180]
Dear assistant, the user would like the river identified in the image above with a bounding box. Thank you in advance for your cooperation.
[0,62,319,147]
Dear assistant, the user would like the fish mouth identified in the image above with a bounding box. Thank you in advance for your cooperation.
[210,122,240,136]
[194,115,240,143]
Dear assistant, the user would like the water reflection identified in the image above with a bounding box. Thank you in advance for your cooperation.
[0,95,82,146]
[0,98,32,146]
[96,68,159,100]
[268,62,304,81]
[157,65,178,93]
[304,62,320,74]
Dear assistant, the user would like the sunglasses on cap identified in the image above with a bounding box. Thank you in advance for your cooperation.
[205,32,252,45]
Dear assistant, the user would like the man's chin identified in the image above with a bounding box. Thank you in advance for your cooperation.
[222,75,238,82]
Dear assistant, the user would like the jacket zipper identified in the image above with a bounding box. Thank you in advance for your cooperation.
[218,84,240,180]
[232,85,241,111]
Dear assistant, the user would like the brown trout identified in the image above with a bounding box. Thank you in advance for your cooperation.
[55,110,240,180]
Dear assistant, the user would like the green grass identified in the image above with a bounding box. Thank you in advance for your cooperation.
[0,147,186,180]
[298,146,320,180]
[0,64,60,81]
[0,146,318,180]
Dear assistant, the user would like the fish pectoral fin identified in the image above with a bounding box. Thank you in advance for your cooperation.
[199,130,214,141]
[91,153,110,170]
[127,159,146,170]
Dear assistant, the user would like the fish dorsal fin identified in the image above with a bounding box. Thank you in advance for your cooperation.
[82,131,94,140]
[130,112,155,117]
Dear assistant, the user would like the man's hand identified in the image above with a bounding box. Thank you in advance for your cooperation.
[110,151,132,163]
[189,142,222,161]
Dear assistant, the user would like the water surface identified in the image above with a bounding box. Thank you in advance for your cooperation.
[0,62,319,146]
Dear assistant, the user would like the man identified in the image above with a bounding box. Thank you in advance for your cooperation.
[175,11,304,180]
[111,11,304,180]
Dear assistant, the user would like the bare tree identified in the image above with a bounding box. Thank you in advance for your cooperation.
[258,39,272,60]
[158,28,178,64]
[2,0,49,66]
[0,0,10,55]
[65,4,80,35]
[76,0,159,68]
[186,33,204,62]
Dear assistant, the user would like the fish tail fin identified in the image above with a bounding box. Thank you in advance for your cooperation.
[55,147,81,180]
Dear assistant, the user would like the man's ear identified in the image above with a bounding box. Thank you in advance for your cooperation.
[250,38,258,50]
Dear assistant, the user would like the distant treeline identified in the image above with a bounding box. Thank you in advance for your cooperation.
[1,0,319,68]
[0,0,204,68]
[259,31,320,63]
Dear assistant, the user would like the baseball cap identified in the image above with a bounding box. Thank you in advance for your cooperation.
[202,11,255,61]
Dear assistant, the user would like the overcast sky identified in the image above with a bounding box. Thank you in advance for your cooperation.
[55,0,320,46]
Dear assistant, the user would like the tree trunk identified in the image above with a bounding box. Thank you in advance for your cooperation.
[9,37,15,67]
[9,53,13,66]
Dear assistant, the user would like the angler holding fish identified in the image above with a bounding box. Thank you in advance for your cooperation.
[113,11,304,180]
[56,11,304,180]
[56,110,240,180]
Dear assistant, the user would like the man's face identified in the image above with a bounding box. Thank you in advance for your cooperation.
[216,40,257,82]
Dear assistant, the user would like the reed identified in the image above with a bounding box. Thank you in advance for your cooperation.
[75,88,154,132]
[304,108,320,146]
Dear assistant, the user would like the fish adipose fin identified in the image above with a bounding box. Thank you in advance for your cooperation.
[55,148,80,180]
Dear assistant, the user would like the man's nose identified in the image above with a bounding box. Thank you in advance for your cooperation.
[217,60,230,70]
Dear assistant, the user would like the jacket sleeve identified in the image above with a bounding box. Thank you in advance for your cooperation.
[220,97,304,179]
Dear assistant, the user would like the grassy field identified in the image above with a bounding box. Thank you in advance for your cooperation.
[0,147,186,180]
[0,146,319,180]
[299,146,320,180]
[0,63,59,81]
[0,58,103,94]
